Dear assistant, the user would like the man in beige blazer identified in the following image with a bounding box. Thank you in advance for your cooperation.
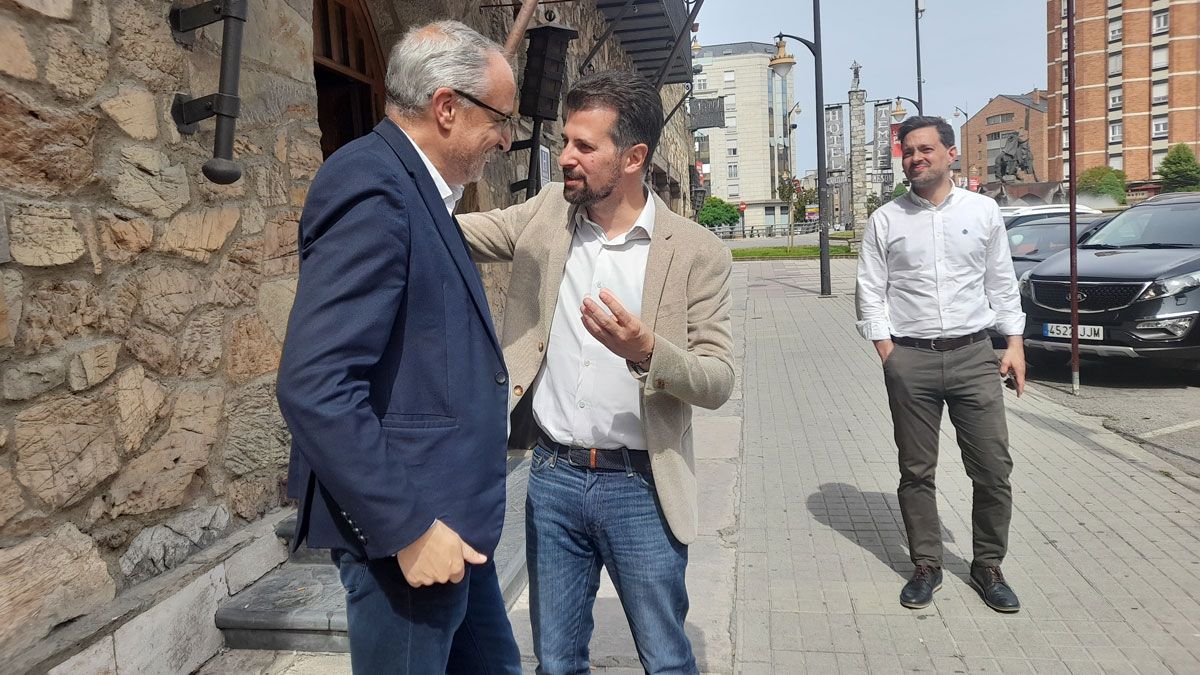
[458,70,734,674]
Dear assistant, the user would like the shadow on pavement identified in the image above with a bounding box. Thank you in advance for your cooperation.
[806,482,971,578]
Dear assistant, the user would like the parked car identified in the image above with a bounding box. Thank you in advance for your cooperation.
[1019,192,1200,367]
[1007,215,1108,279]
[1003,203,1103,229]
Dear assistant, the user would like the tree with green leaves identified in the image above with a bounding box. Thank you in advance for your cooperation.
[1157,144,1200,193]
[777,176,796,206]
[891,182,909,199]
[697,197,740,228]
[1078,165,1127,205]
[866,193,882,216]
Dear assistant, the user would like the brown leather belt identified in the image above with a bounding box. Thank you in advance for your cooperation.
[892,330,990,352]
[537,435,652,475]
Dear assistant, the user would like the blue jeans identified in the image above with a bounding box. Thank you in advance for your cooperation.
[526,443,696,675]
[333,550,520,674]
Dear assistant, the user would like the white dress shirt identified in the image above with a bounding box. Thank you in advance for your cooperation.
[395,123,463,215]
[856,185,1025,340]
[532,195,656,450]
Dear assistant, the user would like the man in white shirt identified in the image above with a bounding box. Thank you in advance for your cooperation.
[459,70,734,674]
[856,116,1026,613]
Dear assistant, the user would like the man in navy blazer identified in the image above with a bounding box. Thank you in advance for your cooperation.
[276,21,520,673]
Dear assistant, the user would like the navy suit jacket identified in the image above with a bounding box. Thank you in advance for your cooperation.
[277,120,509,560]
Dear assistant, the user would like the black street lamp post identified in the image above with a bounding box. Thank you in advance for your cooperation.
[772,0,831,296]
[914,0,925,115]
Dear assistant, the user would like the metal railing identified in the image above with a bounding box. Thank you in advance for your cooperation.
[708,222,823,239]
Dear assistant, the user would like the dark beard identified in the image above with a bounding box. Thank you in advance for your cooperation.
[563,169,620,206]
[907,166,945,190]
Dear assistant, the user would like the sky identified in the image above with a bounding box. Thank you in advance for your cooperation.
[693,0,1049,174]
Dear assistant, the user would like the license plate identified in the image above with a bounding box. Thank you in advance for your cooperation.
[1043,323,1104,340]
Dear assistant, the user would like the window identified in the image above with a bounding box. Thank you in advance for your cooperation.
[723,70,735,85]
[764,206,776,226]
[1062,63,1069,83]
[1152,46,1168,70]
[1152,81,1168,105]
[1152,151,1167,174]
[1061,2,1066,18]
[1152,116,1168,139]
[726,139,738,156]
[1108,0,1121,7]
[987,131,1005,142]
[1062,97,1069,117]
[728,183,739,197]
[694,75,707,91]
[986,113,1015,125]
[727,163,738,179]
[725,115,736,128]
[725,94,735,111]
[1108,18,1122,41]
[1153,11,1169,34]
[1062,128,1069,150]
[1108,53,1122,75]
[1061,31,1068,52]
[1109,86,1123,109]
[1109,121,1123,143]
[1109,154,1123,171]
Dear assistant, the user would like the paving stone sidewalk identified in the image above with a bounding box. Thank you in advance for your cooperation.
[208,259,1200,674]
[733,259,1200,674]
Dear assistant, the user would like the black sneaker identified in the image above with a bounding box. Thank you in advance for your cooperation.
[900,565,943,609]
[970,565,1021,613]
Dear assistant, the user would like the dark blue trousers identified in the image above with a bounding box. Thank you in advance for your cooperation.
[334,551,521,674]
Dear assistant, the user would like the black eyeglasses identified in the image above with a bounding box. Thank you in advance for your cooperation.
[452,89,516,129]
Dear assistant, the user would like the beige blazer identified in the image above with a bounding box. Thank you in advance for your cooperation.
[458,183,734,544]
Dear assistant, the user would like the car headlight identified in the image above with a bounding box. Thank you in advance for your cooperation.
[1137,271,1200,302]
[1018,270,1033,298]
[1134,315,1195,339]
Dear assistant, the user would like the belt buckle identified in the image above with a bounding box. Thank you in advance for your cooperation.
[929,337,944,351]
[589,448,597,469]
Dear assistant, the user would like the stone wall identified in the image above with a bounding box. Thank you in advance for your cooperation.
[0,0,693,662]
[0,0,316,659]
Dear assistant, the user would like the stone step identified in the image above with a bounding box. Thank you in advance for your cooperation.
[217,457,530,653]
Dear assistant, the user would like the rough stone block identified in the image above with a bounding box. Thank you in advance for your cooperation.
[112,146,190,218]
[179,309,223,375]
[68,341,120,391]
[0,16,37,80]
[119,505,230,584]
[1,269,19,347]
[14,394,117,509]
[225,380,289,477]
[226,314,281,382]
[124,325,179,374]
[11,0,73,19]
[45,26,108,100]
[104,386,223,517]
[8,204,86,267]
[0,524,116,658]
[157,206,239,262]
[113,364,167,455]
[97,211,153,263]
[112,565,227,675]
[0,91,98,198]
[18,279,101,355]
[206,238,262,308]
[110,0,181,89]
[258,277,297,342]
[136,265,202,332]
[3,352,67,401]
[100,86,157,140]
[0,467,26,528]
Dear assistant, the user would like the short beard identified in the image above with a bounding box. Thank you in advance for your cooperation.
[907,166,946,191]
[563,168,621,206]
[450,146,494,185]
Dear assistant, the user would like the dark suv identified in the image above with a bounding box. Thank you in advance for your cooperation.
[1020,192,1200,366]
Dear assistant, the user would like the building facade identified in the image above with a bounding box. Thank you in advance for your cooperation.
[1046,0,1200,183]
[692,41,797,233]
[958,91,1049,184]
[0,0,694,668]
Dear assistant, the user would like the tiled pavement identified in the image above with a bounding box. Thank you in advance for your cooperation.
[732,259,1200,674]
[223,258,1200,674]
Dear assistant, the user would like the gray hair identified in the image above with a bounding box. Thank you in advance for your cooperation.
[385,20,506,117]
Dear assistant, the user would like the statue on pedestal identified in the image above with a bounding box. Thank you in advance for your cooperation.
[995,131,1038,183]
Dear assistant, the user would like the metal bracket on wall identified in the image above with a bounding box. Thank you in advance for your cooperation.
[168,0,248,184]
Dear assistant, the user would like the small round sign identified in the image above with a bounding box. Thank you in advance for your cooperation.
[738,201,747,212]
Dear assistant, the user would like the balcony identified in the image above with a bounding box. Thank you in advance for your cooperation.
[595,0,694,85]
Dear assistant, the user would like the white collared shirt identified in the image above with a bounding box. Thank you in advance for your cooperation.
[855,185,1025,340]
[532,195,656,450]
[394,123,464,215]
